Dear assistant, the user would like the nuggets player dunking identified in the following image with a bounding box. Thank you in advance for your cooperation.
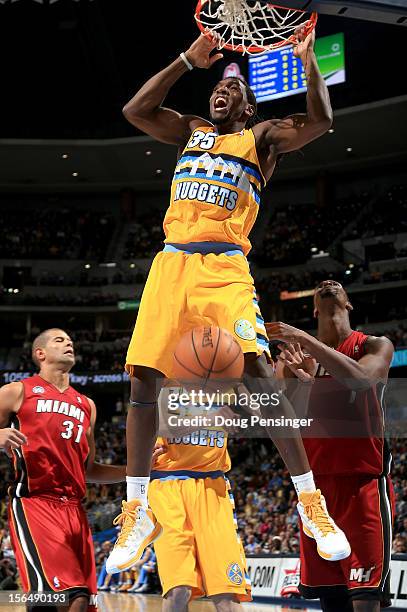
[268,280,394,612]
[0,329,126,612]
[107,28,352,577]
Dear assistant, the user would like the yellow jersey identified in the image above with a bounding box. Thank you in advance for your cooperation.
[164,126,266,256]
[152,431,231,478]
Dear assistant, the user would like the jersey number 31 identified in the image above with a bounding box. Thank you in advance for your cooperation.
[61,420,84,443]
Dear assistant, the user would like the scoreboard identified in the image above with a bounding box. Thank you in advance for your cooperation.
[248,32,346,103]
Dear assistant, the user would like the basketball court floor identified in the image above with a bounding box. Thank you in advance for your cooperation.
[95,593,316,611]
[7,592,318,611]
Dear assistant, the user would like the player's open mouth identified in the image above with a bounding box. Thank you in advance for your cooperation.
[64,350,74,355]
[214,96,228,110]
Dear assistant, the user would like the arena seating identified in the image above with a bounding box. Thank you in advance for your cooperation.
[1,181,407,591]
[0,205,116,261]
[1,428,406,571]
[343,184,407,240]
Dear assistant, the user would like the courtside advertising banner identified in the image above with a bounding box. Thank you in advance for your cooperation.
[246,555,407,608]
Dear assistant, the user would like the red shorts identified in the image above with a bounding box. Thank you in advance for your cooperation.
[300,474,394,606]
[8,495,97,610]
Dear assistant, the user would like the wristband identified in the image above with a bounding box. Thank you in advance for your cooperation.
[180,52,194,71]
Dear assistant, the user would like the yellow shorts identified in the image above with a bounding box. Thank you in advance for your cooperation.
[126,243,269,377]
[148,476,251,601]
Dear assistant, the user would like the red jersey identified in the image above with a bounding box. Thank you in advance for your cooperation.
[9,374,91,500]
[303,331,389,477]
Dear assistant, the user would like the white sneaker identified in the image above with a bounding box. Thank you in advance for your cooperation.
[297,490,351,561]
[134,584,149,593]
[105,499,162,574]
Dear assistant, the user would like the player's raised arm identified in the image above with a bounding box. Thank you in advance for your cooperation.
[267,322,394,389]
[254,26,332,155]
[300,335,394,388]
[122,33,223,146]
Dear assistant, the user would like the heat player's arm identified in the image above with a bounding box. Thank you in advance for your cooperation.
[84,397,126,484]
[302,335,394,390]
[0,382,24,426]
[274,356,314,418]
[0,382,26,450]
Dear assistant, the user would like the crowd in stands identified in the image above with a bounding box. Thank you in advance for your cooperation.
[0,291,122,308]
[1,416,407,594]
[253,192,370,267]
[8,317,407,374]
[1,264,361,311]
[343,184,407,240]
[364,266,407,285]
[384,325,407,348]
[32,268,147,287]
[0,207,115,261]
[1,185,405,272]
[123,210,165,259]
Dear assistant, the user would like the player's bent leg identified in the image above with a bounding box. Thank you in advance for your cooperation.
[352,600,380,612]
[244,352,311,475]
[106,366,164,575]
[244,353,351,562]
[211,593,241,611]
[162,586,192,612]
[319,595,354,612]
[127,366,164,476]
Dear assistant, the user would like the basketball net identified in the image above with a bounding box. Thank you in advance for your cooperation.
[195,0,317,54]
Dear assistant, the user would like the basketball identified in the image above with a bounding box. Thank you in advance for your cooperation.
[173,325,244,384]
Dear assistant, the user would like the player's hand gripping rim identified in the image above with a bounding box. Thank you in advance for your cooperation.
[184,30,224,69]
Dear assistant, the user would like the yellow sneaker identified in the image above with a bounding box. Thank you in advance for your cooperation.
[105,499,162,574]
[297,490,351,561]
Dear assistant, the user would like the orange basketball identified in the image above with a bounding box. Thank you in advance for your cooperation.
[173,326,244,385]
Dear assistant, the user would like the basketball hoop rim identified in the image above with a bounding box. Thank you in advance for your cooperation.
[195,0,318,54]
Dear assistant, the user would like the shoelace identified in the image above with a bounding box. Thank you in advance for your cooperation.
[113,503,142,547]
[304,496,336,536]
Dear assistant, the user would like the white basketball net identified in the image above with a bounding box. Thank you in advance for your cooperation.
[196,0,312,54]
